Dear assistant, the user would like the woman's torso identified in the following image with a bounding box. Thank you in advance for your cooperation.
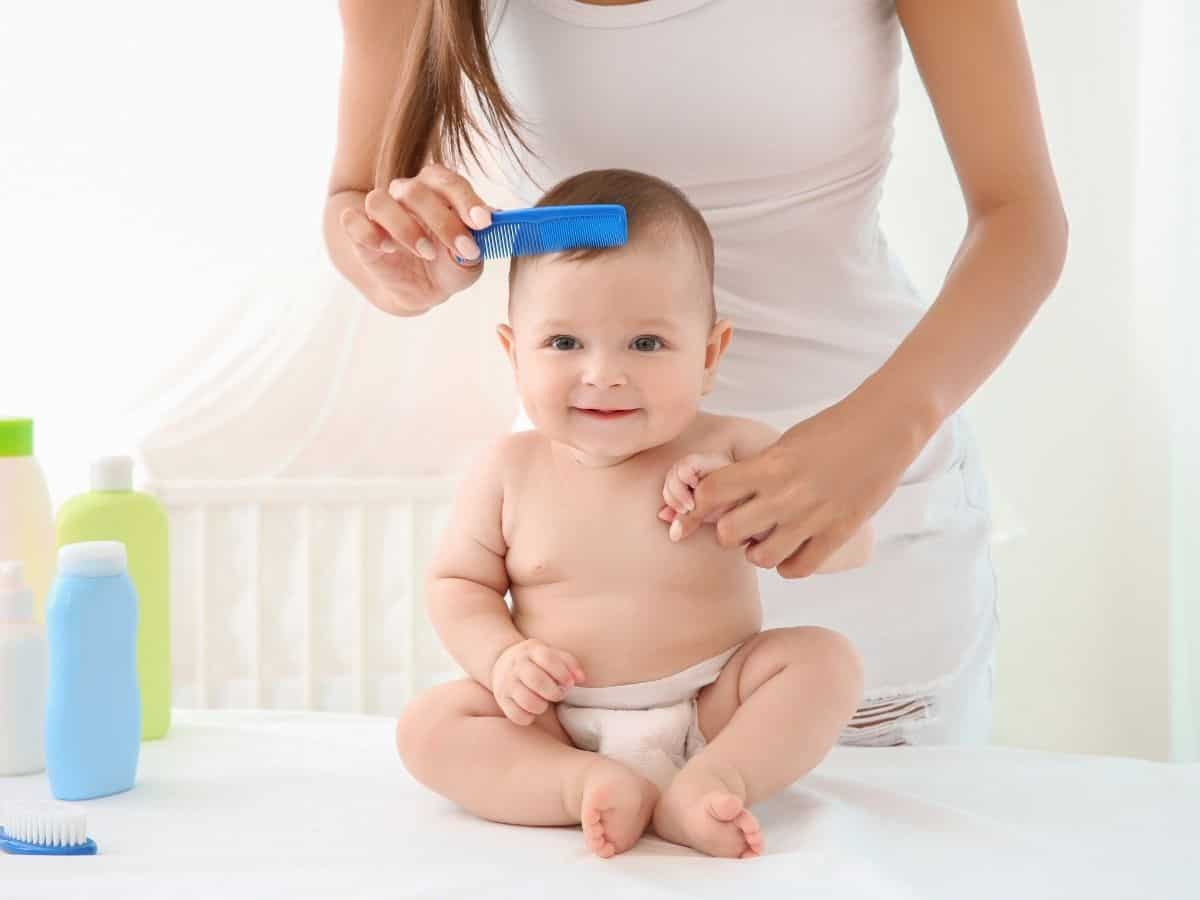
[484,0,926,419]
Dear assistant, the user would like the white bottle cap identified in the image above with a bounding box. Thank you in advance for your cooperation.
[0,560,35,622]
[57,541,128,578]
[91,455,134,492]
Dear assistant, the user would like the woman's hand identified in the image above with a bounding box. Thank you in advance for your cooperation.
[667,397,922,578]
[489,638,586,727]
[339,162,495,316]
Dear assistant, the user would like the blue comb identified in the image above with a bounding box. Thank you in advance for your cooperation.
[469,204,627,260]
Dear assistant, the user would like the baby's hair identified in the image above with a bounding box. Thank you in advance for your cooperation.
[507,169,716,323]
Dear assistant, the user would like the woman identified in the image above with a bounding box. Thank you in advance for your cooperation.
[323,0,1067,746]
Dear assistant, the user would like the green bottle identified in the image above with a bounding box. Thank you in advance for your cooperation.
[55,456,171,741]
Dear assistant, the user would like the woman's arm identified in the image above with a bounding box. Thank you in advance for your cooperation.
[325,1,424,311]
[857,0,1069,440]
[325,1,492,316]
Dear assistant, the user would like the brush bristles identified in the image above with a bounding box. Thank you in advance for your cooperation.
[476,214,626,260]
[4,806,88,847]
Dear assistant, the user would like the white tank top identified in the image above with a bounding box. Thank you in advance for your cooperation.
[482,1,996,698]
[484,0,928,423]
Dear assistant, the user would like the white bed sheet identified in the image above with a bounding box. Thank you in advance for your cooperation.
[1,709,1195,899]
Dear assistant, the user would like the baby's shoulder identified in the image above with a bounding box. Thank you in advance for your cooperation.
[471,430,549,484]
[689,412,780,460]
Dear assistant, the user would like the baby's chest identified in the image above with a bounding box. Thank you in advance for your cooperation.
[504,476,718,588]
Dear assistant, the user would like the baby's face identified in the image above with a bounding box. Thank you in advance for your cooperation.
[498,239,730,466]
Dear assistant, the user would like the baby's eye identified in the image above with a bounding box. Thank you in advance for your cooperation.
[631,335,663,352]
[549,335,579,351]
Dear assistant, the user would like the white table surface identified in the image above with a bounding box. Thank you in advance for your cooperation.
[2,709,1196,899]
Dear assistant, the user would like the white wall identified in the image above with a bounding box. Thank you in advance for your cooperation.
[881,1,1190,759]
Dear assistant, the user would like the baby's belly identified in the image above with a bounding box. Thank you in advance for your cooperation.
[511,576,760,687]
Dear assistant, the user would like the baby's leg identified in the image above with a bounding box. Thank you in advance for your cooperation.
[652,627,863,858]
[397,678,658,858]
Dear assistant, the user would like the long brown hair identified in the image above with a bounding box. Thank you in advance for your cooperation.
[373,0,529,188]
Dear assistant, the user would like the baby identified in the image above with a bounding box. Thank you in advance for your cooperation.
[396,169,868,860]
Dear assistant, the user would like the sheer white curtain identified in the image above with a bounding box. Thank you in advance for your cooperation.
[0,2,518,510]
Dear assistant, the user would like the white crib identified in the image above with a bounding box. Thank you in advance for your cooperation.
[148,477,464,718]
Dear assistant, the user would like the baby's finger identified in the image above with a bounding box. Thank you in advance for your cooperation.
[499,695,535,726]
[510,682,550,717]
[553,649,586,684]
[658,504,677,523]
[677,458,705,489]
[664,474,695,513]
[519,660,567,701]
[529,645,576,688]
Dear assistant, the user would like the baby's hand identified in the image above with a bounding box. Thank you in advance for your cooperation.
[490,639,586,726]
[659,452,734,541]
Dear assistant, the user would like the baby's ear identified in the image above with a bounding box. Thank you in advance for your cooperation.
[496,324,518,369]
[701,319,734,391]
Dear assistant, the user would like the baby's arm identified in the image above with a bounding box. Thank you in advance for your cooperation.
[425,440,525,689]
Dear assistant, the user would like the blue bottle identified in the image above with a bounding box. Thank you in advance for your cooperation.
[45,541,141,800]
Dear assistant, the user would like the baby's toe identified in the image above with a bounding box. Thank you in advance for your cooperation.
[705,791,744,821]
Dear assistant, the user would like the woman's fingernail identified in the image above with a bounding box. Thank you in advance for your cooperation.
[454,235,480,260]
[379,239,397,253]
[670,519,682,542]
[416,238,436,260]
[469,205,491,229]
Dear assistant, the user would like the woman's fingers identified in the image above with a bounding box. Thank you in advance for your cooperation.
[360,186,438,259]
[340,205,393,255]
[413,162,493,231]
[389,177,483,265]
[777,528,848,579]
[743,521,809,569]
[387,164,492,265]
[711,494,786,550]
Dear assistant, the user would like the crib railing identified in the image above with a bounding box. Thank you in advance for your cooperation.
[148,478,464,717]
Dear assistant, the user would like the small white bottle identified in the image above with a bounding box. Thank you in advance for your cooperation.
[0,561,48,776]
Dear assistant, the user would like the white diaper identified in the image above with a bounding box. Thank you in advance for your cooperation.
[556,643,743,792]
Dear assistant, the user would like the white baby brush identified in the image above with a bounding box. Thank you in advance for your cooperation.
[0,802,98,855]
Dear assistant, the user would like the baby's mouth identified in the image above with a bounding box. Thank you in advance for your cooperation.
[572,407,639,420]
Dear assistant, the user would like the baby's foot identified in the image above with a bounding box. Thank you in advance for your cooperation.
[579,757,659,859]
[651,764,764,859]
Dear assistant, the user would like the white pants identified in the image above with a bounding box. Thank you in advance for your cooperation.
[510,407,999,747]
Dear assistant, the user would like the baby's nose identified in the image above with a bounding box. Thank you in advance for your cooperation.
[582,357,628,388]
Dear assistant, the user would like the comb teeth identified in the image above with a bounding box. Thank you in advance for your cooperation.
[3,805,88,847]
[473,206,628,260]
